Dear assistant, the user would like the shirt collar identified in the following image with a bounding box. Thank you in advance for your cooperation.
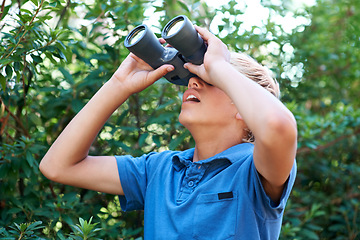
[172,148,195,171]
[172,143,254,171]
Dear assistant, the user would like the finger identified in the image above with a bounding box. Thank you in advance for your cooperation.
[128,53,156,71]
[129,53,147,64]
[159,38,173,48]
[184,63,213,85]
[184,62,201,76]
[148,64,174,83]
[194,25,213,41]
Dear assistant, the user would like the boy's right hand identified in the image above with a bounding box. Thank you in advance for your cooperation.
[111,53,174,95]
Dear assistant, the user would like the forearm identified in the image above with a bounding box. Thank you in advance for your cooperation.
[40,78,130,172]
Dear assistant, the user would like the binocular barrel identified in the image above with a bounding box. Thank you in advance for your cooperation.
[124,15,207,86]
[162,15,207,65]
[124,25,165,69]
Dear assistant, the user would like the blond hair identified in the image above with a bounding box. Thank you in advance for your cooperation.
[230,52,280,143]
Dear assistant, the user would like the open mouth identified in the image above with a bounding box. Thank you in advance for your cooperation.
[186,94,200,102]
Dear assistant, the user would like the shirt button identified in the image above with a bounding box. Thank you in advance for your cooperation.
[188,181,194,187]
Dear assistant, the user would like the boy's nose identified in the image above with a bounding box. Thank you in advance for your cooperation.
[188,77,205,89]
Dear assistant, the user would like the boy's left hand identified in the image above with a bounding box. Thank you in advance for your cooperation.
[183,26,230,87]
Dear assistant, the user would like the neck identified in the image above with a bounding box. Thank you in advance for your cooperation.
[189,124,244,162]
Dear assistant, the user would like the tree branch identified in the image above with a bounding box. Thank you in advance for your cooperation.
[297,128,360,154]
[0,0,6,21]
[55,0,71,29]
[0,97,30,138]
[0,0,45,64]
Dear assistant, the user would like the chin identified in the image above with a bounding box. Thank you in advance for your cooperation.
[178,112,187,126]
[178,111,195,128]
[179,113,208,132]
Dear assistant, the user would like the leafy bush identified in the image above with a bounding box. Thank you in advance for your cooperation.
[1,0,359,239]
[0,217,102,240]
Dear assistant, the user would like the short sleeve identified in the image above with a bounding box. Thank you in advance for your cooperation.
[247,157,297,219]
[115,154,149,211]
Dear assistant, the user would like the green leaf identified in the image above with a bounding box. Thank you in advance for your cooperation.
[26,221,43,231]
[19,223,27,232]
[59,67,74,83]
[0,59,12,65]
[0,73,6,90]
[71,99,85,113]
[13,62,21,71]
[152,135,161,147]
[26,151,37,169]
[5,65,13,78]
[55,40,67,51]
[138,132,149,147]
[301,228,319,240]
[0,227,7,235]
[0,6,10,21]
[49,1,57,8]
[30,0,39,6]
[44,52,58,64]
[56,49,67,60]
[29,112,42,126]
[31,54,43,63]
[19,13,32,23]
[91,53,110,61]
[38,15,53,21]
[177,1,190,12]
[169,132,188,150]
[20,9,33,15]
[22,161,32,178]
[78,217,85,227]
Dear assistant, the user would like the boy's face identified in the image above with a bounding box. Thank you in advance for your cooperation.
[179,77,238,129]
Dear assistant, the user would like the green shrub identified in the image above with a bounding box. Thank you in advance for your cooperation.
[1,0,359,239]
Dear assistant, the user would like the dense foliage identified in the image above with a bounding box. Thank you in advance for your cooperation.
[0,0,359,239]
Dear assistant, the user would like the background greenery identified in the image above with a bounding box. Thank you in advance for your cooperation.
[0,0,359,239]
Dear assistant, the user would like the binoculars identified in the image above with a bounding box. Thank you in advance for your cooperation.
[124,15,207,86]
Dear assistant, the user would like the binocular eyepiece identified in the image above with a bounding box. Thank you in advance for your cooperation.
[124,15,207,86]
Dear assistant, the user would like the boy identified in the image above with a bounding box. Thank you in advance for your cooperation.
[40,26,297,239]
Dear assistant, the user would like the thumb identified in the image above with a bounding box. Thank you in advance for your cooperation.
[148,64,174,83]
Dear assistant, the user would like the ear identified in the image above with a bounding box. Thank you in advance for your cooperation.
[235,112,243,120]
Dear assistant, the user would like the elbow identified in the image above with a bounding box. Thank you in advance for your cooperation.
[261,111,298,145]
[39,156,60,182]
[278,112,297,138]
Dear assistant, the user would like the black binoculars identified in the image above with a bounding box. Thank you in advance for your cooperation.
[124,15,207,86]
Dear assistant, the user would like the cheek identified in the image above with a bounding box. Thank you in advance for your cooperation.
[199,99,236,125]
[211,104,236,120]
[208,94,236,115]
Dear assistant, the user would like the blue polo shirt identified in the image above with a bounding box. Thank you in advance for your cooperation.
[116,143,296,239]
